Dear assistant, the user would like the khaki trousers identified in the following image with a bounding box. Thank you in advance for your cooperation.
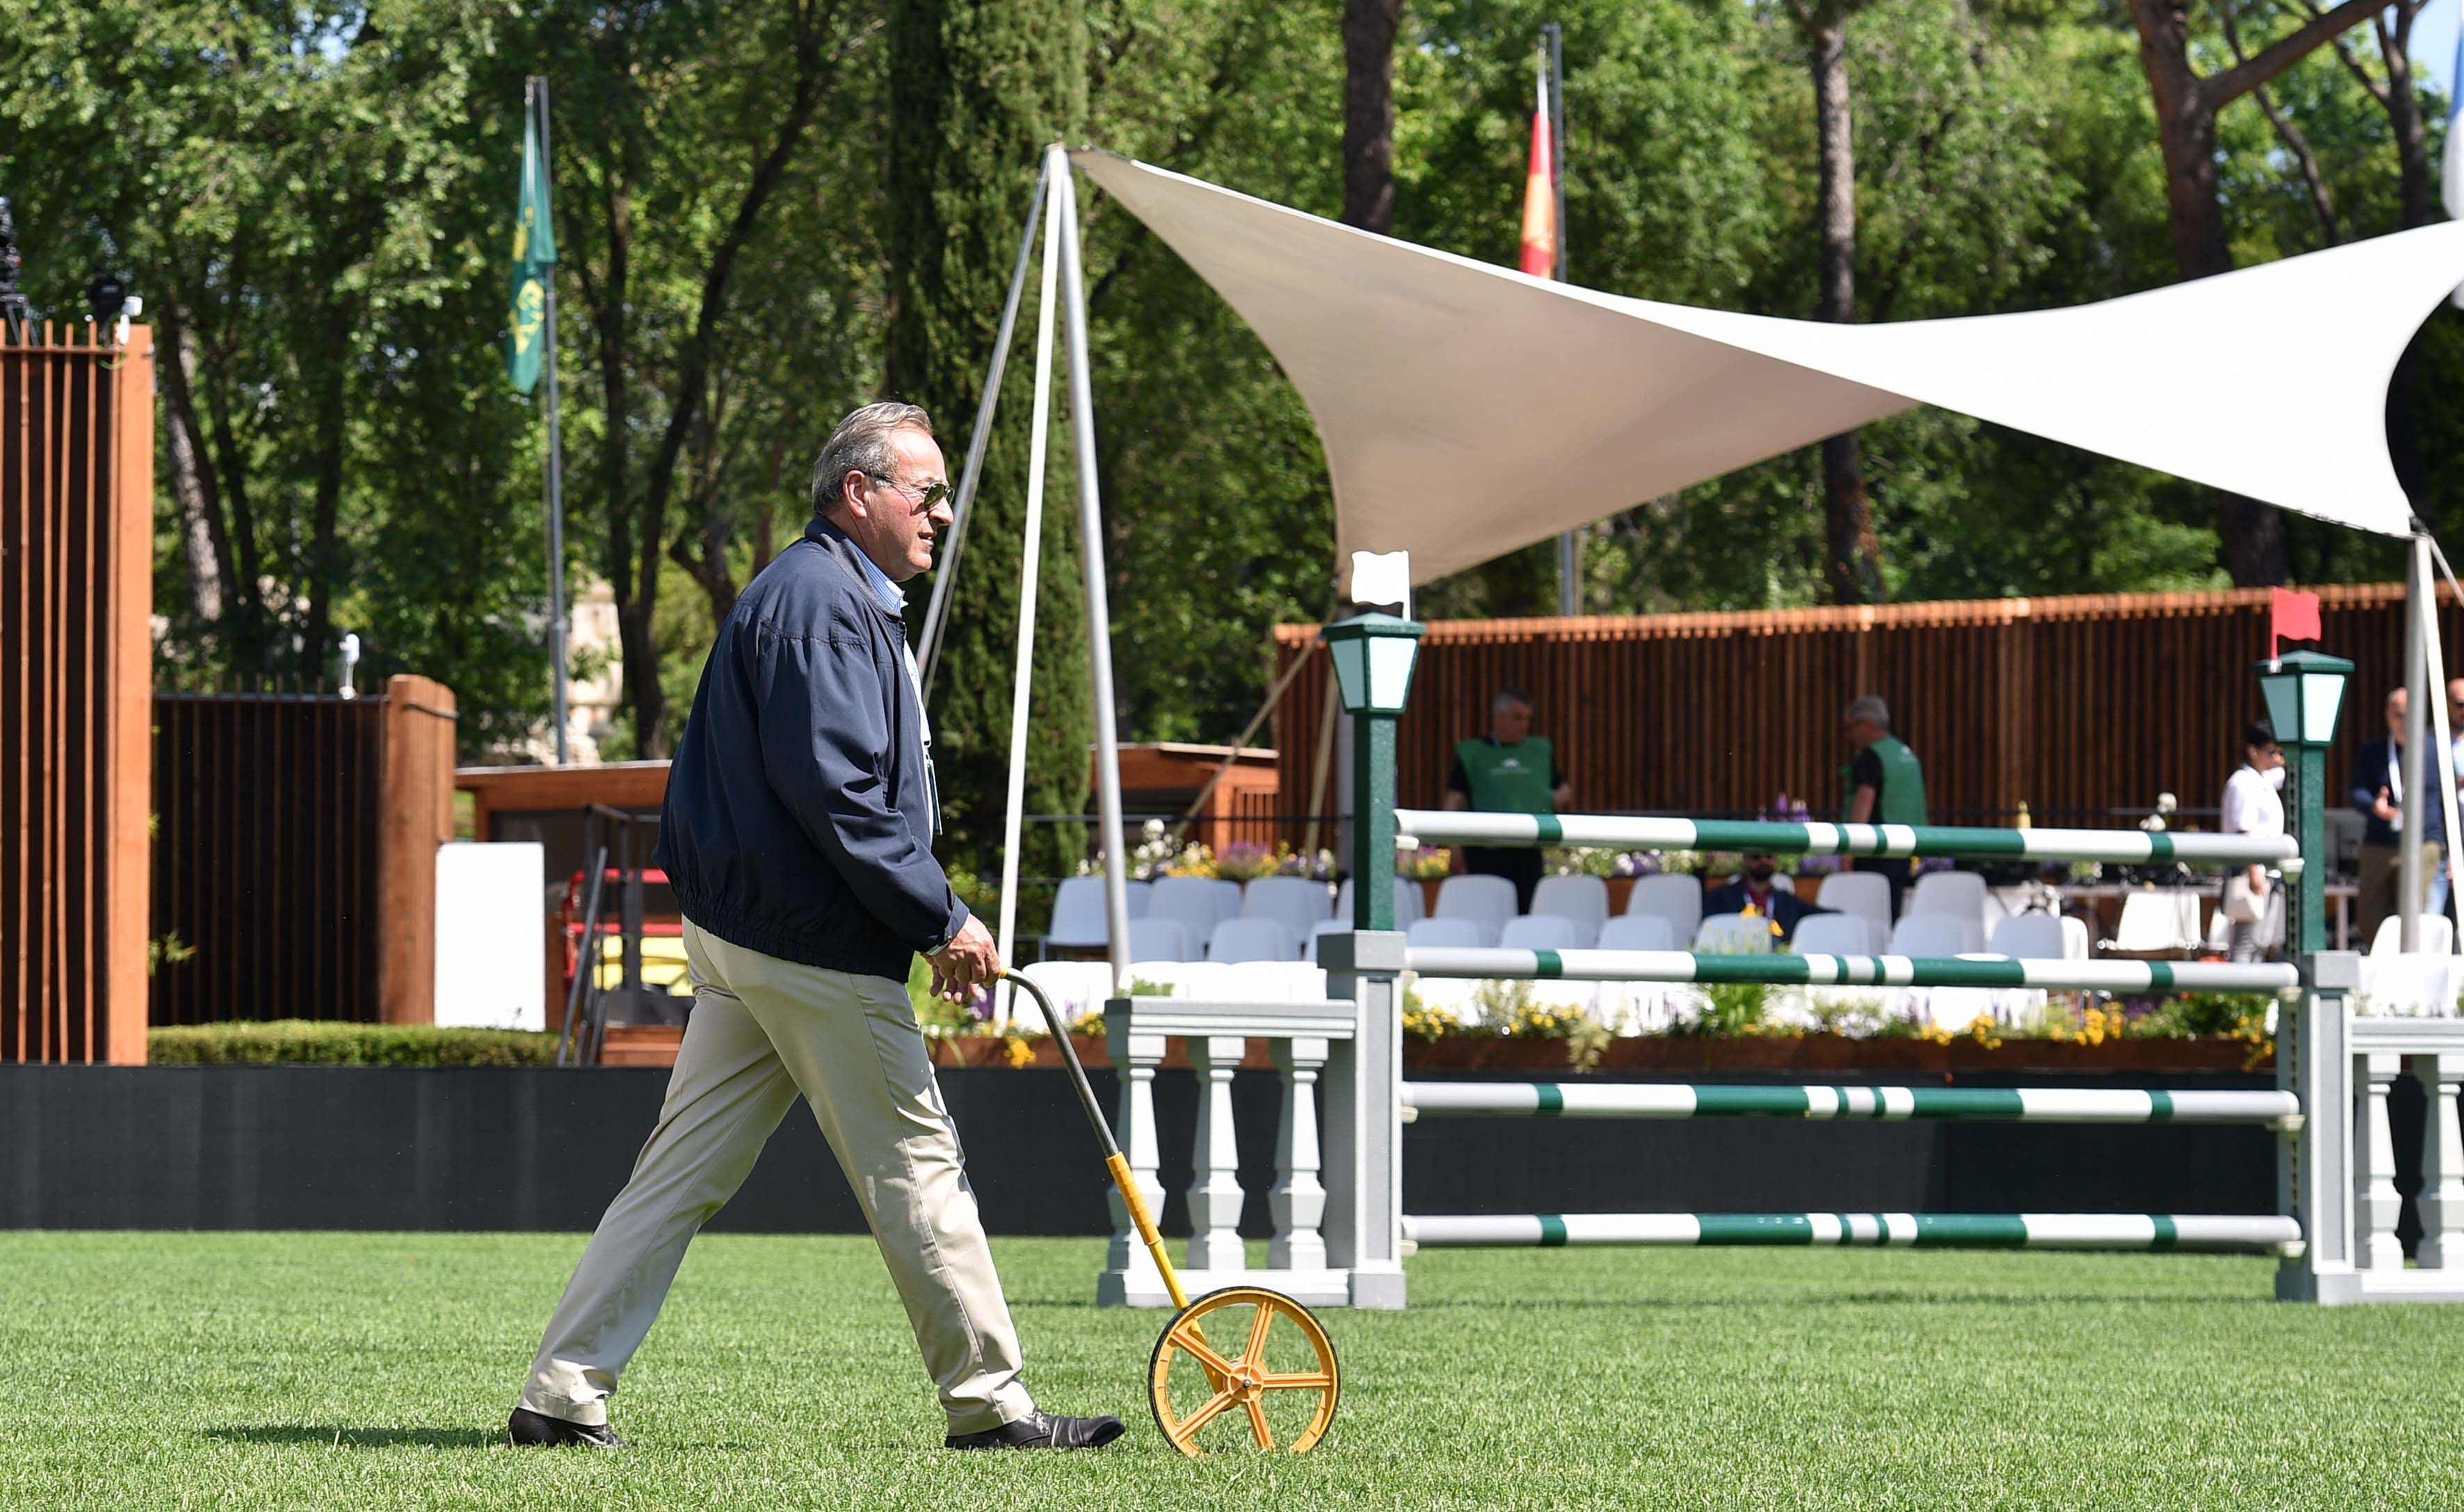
[2356,842,2442,947]
[519,919,1032,1433]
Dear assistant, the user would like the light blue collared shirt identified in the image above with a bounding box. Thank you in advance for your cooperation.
[853,545,937,829]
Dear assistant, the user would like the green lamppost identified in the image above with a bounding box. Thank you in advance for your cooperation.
[1323,611,1425,931]
[2256,649,2353,956]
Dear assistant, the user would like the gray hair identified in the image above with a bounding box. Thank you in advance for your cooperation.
[1491,688,1533,716]
[810,401,935,516]
[1845,695,1890,729]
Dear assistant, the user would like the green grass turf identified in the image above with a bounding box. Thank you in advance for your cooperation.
[1,1232,2456,1510]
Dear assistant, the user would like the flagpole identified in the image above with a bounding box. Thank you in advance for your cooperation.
[1545,22,1579,618]
[535,74,571,765]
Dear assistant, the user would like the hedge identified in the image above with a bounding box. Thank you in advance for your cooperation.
[147,1020,560,1068]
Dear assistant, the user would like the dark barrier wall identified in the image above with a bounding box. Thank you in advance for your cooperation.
[8,1065,2400,1245]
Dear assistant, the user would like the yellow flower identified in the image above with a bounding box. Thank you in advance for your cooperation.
[1005,1037,1036,1070]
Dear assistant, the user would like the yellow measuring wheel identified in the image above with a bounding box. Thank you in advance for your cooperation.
[1001,972,1342,1457]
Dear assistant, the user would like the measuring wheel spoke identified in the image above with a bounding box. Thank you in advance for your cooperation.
[1264,1371,1335,1390]
[1167,1323,1241,1381]
[1244,1301,1277,1372]
[1243,1395,1275,1451]
[1168,1389,1239,1451]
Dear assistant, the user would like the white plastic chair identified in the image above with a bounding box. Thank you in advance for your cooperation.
[1125,916,1197,963]
[1243,875,1333,942]
[1696,914,1778,953]
[1123,960,1230,998]
[2060,915,2093,959]
[1435,874,1519,936]
[1791,913,1876,957]
[1529,875,1610,942]
[2369,915,2456,958]
[1219,960,1328,1003]
[1908,870,1989,928]
[1337,876,1425,926]
[1889,912,1983,956]
[1042,876,1151,950]
[1010,960,1112,1027]
[1597,915,1677,952]
[1405,916,1488,949]
[1207,916,1296,964]
[1987,914,2068,960]
[1146,877,1229,947]
[1622,874,1705,944]
[1499,915,1584,951]
[1812,872,1893,939]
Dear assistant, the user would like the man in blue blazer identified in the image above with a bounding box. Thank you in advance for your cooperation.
[1702,853,1833,945]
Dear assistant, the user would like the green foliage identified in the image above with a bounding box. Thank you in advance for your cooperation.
[3,0,2456,766]
[147,1020,556,1067]
[889,0,1094,881]
[1679,979,1775,1037]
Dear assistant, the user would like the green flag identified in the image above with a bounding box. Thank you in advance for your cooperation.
[506,95,558,394]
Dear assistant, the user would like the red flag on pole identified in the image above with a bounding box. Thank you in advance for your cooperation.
[2270,586,2321,659]
[1517,56,1556,278]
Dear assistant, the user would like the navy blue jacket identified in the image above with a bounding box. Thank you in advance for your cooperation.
[654,517,967,981]
[1701,881,1832,944]
[2351,736,2448,849]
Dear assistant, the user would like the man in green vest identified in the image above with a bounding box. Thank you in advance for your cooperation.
[1444,688,1570,912]
[1841,694,1928,919]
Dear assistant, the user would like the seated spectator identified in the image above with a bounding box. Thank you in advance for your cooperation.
[1702,853,1831,945]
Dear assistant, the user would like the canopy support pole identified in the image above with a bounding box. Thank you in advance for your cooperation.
[2422,534,2464,951]
[991,168,1065,1031]
[1054,145,1135,989]
[2404,529,2431,951]
[919,156,1049,702]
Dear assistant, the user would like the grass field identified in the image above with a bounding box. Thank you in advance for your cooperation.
[2,1231,2458,1510]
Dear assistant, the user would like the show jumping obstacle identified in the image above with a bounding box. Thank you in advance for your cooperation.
[1089,621,2464,1308]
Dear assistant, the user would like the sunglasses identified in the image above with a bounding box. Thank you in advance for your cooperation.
[868,472,953,510]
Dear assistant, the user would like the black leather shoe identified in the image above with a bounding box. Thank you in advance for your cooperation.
[944,1408,1127,1450]
[507,1406,629,1449]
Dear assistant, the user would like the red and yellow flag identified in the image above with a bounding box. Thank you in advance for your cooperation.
[1517,59,1556,278]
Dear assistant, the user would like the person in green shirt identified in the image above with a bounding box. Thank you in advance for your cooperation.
[1840,694,1928,919]
[1444,688,1570,912]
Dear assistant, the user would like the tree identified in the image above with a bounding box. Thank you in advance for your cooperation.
[1342,0,1406,235]
[551,0,857,756]
[2123,0,2387,583]
[887,0,1091,880]
[1791,0,1883,604]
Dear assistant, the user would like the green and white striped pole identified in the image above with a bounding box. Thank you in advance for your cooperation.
[1400,1081,2301,1125]
[1402,1212,2302,1251]
[1402,946,2298,995]
[1395,810,2301,868]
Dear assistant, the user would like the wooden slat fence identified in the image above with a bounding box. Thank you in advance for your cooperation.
[150,675,458,1028]
[1270,584,2456,834]
[0,323,154,1064]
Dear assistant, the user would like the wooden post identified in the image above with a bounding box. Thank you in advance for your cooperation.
[378,674,456,1024]
[102,328,154,1063]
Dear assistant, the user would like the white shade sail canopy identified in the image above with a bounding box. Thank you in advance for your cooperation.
[1071,148,2464,585]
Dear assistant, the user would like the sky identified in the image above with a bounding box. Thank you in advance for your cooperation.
[2418,3,2458,101]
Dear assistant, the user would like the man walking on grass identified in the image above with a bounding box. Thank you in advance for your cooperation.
[506,402,1123,1453]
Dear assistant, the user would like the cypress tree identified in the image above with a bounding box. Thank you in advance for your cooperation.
[886,0,1093,892]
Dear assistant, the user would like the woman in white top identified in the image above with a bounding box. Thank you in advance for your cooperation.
[2219,718,2287,963]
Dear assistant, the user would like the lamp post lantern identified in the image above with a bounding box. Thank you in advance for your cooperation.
[1324,611,1424,931]
[2257,649,2352,956]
